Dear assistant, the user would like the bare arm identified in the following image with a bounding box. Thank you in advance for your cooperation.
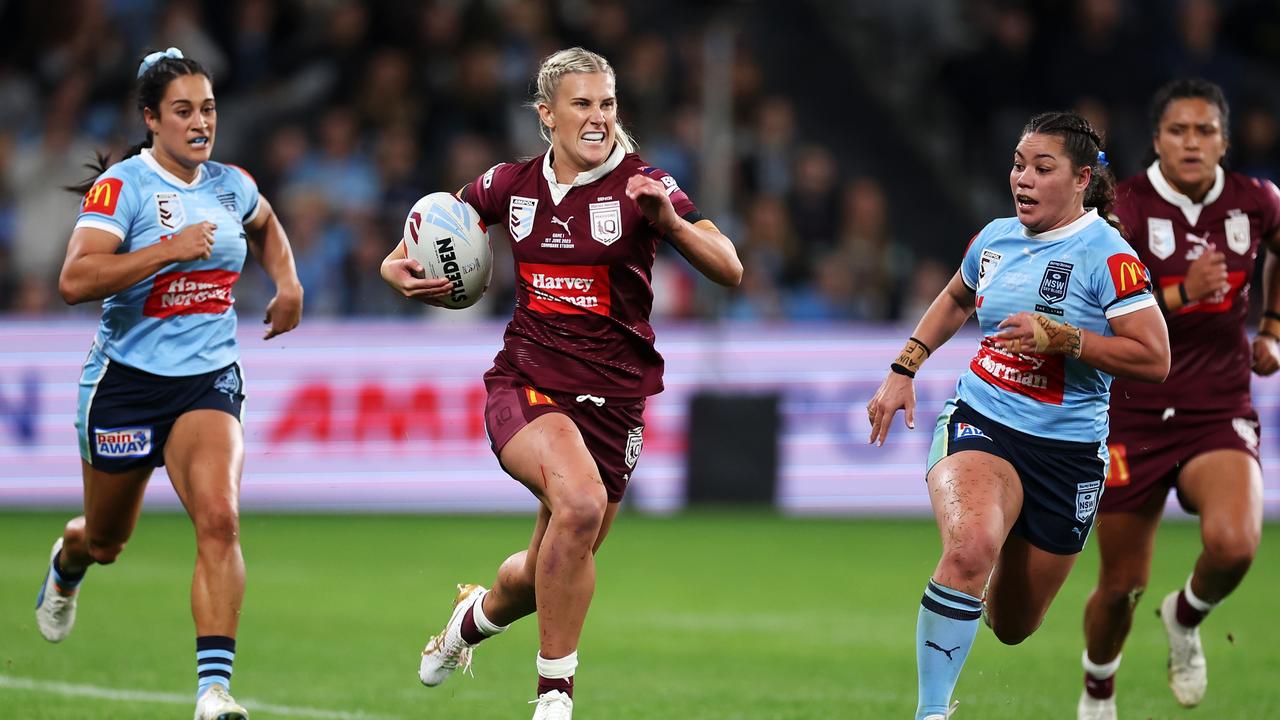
[1080,306,1170,382]
[58,223,215,305]
[244,196,303,339]
[994,303,1170,382]
[625,174,743,287]
[1252,227,1280,375]
[866,270,976,445]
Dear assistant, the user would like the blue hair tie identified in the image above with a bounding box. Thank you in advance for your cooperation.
[137,47,184,78]
[1096,151,1109,168]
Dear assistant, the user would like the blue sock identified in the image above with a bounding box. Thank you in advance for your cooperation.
[196,636,236,699]
[916,580,981,719]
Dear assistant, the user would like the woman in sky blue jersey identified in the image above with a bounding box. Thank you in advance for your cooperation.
[866,111,1169,720]
[33,49,302,720]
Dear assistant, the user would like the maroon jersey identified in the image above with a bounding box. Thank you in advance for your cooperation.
[463,145,701,398]
[1110,162,1280,411]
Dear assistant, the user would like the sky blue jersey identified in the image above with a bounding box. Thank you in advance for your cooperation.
[74,149,260,376]
[955,210,1157,443]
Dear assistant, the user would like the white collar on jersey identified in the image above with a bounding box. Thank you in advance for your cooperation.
[1146,159,1224,226]
[140,147,205,188]
[1021,207,1101,241]
[541,142,625,205]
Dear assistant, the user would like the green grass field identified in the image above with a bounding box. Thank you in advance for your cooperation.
[1,511,1277,719]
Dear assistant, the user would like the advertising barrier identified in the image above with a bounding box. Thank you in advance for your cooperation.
[2,320,1278,515]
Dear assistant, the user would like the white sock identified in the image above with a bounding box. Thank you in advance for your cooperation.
[1183,575,1215,612]
[473,590,509,636]
[536,651,578,680]
[1082,649,1121,679]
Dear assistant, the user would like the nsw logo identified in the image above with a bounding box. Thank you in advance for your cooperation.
[94,427,152,458]
[1038,260,1073,304]
[953,422,990,442]
[213,367,241,397]
[1075,480,1102,523]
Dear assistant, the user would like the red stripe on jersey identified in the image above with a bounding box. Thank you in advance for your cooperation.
[83,178,124,216]
[1160,272,1246,314]
[969,338,1065,404]
[143,269,239,317]
[227,163,256,184]
[520,263,611,316]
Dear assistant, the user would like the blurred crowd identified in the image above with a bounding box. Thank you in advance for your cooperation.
[0,0,1277,322]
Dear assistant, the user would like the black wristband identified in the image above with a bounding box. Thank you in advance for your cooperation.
[890,362,916,379]
[908,336,933,357]
[1259,330,1279,341]
[1178,283,1190,305]
[1265,310,1280,322]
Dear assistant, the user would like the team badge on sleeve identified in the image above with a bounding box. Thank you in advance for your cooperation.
[1106,253,1150,297]
[83,178,124,216]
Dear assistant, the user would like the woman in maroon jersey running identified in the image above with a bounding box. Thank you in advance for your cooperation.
[1077,78,1280,720]
[381,47,740,719]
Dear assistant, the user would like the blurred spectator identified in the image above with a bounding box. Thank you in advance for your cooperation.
[1234,102,1280,183]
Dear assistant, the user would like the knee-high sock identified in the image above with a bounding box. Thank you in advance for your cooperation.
[916,580,981,719]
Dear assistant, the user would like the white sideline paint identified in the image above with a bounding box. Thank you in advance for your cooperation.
[0,675,395,719]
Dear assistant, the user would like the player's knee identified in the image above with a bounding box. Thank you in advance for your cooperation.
[991,618,1037,646]
[87,539,126,565]
[1096,578,1146,612]
[499,551,535,593]
[938,540,999,586]
[194,505,241,548]
[1203,526,1258,574]
[554,487,607,539]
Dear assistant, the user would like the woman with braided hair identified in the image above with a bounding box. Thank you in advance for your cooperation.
[866,110,1169,720]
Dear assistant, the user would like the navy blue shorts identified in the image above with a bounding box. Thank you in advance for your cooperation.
[76,352,245,473]
[927,398,1107,555]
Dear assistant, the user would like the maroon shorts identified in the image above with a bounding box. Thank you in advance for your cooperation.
[482,366,646,502]
[1102,406,1261,514]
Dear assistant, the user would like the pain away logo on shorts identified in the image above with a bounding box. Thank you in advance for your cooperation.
[94,426,152,458]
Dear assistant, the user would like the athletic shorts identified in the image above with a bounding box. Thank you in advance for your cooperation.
[76,352,245,473]
[927,398,1108,555]
[1102,405,1261,514]
[482,365,646,503]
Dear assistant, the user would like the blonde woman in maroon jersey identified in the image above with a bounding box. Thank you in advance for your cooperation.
[1077,79,1280,720]
[381,47,740,719]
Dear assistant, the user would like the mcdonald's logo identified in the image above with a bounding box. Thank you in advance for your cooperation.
[83,178,123,216]
[1106,253,1149,296]
[524,387,557,408]
[1105,443,1130,487]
